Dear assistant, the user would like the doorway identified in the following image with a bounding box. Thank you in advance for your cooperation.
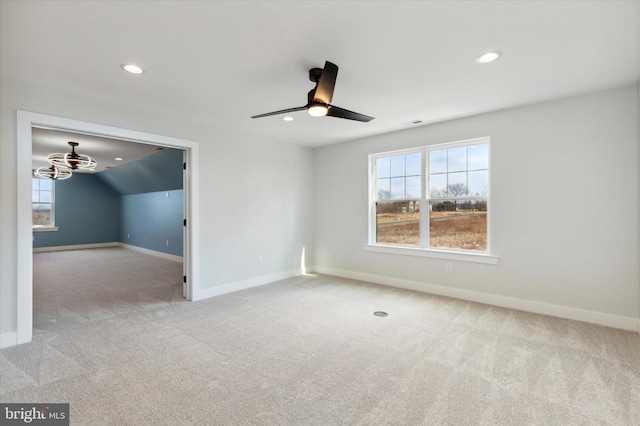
[16,111,200,345]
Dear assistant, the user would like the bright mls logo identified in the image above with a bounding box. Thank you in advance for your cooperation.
[1,404,69,425]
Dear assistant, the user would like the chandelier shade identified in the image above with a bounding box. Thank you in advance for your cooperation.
[34,165,72,180]
[48,141,97,170]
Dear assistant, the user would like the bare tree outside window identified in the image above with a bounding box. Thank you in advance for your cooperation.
[428,143,488,251]
[371,140,490,252]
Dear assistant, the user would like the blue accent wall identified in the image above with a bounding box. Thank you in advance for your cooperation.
[33,173,120,248]
[96,148,183,195]
[34,148,184,257]
[120,190,184,256]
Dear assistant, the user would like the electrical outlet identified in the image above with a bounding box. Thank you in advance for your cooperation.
[445,263,453,272]
[258,255,264,264]
[166,240,169,246]
[127,234,130,238]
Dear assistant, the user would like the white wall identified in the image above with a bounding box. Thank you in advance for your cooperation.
[0,76,315,338]
[314,85,640,323]
[2,76,637,340]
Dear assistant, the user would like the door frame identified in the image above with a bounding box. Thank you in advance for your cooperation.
[16,110,200,345]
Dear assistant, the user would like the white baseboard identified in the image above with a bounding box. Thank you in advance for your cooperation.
[0,332,17,349]
[193,268,304,301]
[33,242,183,263]
[33,242,119,253]
[118,243,183,263]
[314,266,639,333]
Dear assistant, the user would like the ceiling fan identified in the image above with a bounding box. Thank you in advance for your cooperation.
[251,61,374,122]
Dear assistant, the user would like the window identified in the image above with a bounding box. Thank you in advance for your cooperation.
[375,151,422,247]
[32,177,55,228]
[370,138,490,255]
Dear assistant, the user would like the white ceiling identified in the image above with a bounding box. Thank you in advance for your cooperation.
[2,1,639,151]
[31,128,167,173]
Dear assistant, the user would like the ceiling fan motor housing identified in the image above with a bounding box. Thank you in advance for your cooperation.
[309,67,323,83]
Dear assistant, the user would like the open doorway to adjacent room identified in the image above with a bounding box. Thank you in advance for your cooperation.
[16,111,200,345]
[31,128,186,332]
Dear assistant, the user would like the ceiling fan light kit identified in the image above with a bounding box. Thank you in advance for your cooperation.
[251,61,374,122]
[36,141,97,180]
[47,141,97,171]
[308,103,328,117]
[34,164,73,180]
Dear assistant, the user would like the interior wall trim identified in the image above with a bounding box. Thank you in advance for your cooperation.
[314,266,640,333]
[119,243,183,263]
[33,242,119,253]
[193,268,308,301]
[32,242,183,264]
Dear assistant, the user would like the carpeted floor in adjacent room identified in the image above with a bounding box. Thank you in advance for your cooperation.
[1,247,639,425]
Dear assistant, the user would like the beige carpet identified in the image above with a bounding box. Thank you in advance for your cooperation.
[1,247,640,425]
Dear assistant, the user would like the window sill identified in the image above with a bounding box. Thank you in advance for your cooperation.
[33,227,59,232]
[364,244,499,264]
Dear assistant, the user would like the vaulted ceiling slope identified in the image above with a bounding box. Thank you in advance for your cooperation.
[96,148,184,196]
[1,1,638,147]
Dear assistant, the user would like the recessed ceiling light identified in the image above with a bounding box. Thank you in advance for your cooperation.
[121,64,144,74]
[282,116,294,122]
[114,157,123,161]
[475,51,502,64]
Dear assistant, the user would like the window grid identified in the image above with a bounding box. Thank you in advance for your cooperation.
[32,177,55,228]
[375,152,422,200]
[370,138,490,253]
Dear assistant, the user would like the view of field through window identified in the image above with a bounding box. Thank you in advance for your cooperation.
[376,200,420,246]
[33,177,53,227]
[374,141,489,252]
[375,202,487,251]
[429,203,487,251]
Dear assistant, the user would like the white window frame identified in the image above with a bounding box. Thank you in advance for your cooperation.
[32,177,59,232]
[366,137,499,264]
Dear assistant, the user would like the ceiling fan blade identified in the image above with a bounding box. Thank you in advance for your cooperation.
[327,105,374,122]
[251,106,307,119]
[313,61,338,105]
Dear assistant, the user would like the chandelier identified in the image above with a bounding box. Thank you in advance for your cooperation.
[34,164,72,180]
[48,141,97,170]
